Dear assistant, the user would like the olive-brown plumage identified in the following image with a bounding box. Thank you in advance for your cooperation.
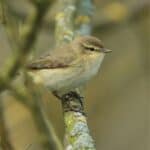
[27,36,111,93]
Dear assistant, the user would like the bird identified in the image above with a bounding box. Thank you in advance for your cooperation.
[26,36,112,95]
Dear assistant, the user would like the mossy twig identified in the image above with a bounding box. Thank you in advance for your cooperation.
[55,0,96,149]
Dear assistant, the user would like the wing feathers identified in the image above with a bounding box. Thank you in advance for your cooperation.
[27,58,69,70]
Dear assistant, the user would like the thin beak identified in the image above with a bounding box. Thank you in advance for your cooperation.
[102,48,112,53]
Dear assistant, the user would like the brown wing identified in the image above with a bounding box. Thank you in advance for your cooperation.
[26,46,76,70]
[27,56,69,70]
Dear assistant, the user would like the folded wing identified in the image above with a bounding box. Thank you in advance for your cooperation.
[26,46,76,70]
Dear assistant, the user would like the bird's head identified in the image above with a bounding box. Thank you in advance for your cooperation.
[73,36,112,54]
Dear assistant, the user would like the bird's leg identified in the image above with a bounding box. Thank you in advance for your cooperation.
[52,91,84,105]
[52,91,62,99]
[52,91,85,115]
[62,91,84,108]
[75,88,85,108]
[61,91,85,115]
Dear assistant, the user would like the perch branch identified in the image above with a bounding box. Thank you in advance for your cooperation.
[55,0,96,149]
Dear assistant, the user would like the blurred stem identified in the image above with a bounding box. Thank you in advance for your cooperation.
[31,95,63,150]
[0,98,14,150]
[0,0,52,93]
[8,85,32,107]
[27,83,63,150]
[0,0,20,49]
[55,0,96,149]
[0,0,63,149]
[32,96,63,150]
[9,82,63,150]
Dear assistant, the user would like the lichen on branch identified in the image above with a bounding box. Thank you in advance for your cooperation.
[55,0,96,149]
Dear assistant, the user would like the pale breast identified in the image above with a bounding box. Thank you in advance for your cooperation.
[81,53,105,81]
[29,53,105,92]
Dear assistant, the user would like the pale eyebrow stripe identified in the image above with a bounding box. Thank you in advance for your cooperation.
[82,43,100,50]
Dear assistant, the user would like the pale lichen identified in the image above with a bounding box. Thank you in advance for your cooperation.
[55,0,96,149]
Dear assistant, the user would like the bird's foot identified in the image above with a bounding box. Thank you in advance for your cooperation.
[52,91,85,115]
[61,91,84,108]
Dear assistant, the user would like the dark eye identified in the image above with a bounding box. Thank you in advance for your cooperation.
[86,47,95,51]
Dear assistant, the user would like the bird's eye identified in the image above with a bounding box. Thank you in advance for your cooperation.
[86,47,95,51]
[82,43,99,51]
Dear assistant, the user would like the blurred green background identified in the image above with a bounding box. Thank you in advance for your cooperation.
[0,0,149,149]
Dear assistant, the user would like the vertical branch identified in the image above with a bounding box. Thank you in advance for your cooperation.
[55,0,96,149]
[55,0,76,46]
[0,0,20,49]
[74,0,93,35]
